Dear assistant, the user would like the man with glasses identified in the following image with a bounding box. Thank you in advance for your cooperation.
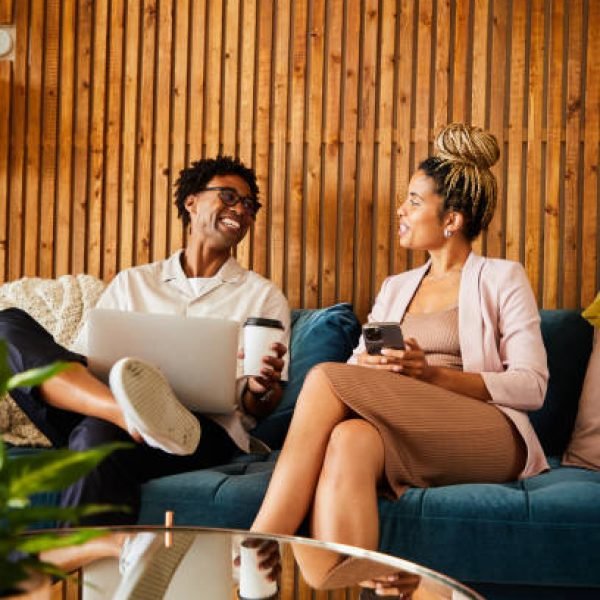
[0,155,290,524]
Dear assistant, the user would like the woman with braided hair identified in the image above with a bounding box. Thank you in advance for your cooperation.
[249,123,549,591]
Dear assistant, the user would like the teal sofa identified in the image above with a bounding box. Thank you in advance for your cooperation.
[10,305,600,598]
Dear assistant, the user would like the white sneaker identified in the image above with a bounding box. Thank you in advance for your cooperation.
[115,532,194,600]
[119,532,158,576]
[109,357,201,455]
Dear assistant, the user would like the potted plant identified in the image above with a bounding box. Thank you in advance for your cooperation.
[0,340,127,598]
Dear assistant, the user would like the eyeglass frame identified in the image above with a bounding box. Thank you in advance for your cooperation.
[200,186,262,218]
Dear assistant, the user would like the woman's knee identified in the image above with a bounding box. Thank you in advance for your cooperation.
[295,363,340,409]
[322,419,384,479]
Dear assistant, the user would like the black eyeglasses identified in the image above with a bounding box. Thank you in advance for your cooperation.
[201,186,261,217]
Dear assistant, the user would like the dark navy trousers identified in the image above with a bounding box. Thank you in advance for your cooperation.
[0,308,239,525]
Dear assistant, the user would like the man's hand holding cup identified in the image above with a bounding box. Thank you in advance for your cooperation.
[239,318,287,418]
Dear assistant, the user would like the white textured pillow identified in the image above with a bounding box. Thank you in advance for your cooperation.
[0,274,106,446]
[562,328,600,470]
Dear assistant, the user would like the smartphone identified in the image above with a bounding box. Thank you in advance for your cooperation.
[362,322,405,355]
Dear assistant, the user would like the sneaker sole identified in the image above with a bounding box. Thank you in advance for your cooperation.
[110,357,201,455]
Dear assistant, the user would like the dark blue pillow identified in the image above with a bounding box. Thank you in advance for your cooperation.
[251,303,361,449]
[530,310,593,456]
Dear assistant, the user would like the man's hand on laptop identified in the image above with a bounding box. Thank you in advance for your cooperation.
[239,342,287,418]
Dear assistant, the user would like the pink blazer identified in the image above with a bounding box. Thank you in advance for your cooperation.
[350,252,550,478]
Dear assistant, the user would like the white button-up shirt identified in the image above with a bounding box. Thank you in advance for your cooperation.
[74,250,291,451]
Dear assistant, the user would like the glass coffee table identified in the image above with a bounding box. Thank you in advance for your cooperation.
[44,527,483,599]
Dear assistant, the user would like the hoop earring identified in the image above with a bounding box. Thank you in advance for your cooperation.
[444,228,453,239]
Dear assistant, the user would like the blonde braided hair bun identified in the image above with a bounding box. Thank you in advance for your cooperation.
[420,123,500,239]
[435,122,500,169]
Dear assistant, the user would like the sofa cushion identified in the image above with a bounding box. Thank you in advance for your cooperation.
[138,452,278,527]
[529,310,593,456]
[251,303,361,449]
[377,458,600,587]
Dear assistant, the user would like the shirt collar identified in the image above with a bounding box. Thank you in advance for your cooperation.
[161,250,246,284]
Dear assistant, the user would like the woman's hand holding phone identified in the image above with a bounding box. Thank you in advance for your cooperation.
[358,324,433,380]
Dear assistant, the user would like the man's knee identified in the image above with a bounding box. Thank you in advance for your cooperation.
[68,417,130,452]
[0,308,46,345]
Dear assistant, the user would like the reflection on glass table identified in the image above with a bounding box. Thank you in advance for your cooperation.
[39,527,483,600]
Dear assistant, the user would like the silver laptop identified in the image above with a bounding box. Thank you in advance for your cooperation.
[86,308,240,414]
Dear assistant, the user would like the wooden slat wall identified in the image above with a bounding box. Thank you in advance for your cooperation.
[0,0,598,321]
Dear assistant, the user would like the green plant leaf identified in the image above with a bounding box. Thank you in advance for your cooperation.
[7,362,70,390]
[0,555,69,593]
[0,558,29,594]
[7,442,131,499]
[6,503,129,528]
[16,529,108,554]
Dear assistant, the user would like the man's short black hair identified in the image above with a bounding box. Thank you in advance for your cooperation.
[174,155,260,227]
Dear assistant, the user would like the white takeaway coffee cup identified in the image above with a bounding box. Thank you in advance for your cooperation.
[243,317,284,377]
[238,541,279,600]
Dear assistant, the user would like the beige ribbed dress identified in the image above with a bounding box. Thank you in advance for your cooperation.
[317,307,525,499]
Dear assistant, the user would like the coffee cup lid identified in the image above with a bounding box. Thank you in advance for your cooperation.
[243,317,284,329]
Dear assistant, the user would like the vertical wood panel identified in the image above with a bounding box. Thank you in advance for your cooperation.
[169,0,190,257]
[355,0,378,319]
[0,0,12,22]
[469,0,489,256]
[392,0,414,276]
[581,0,600,306]
[562,0,583,308]
[338,0,360,304]
[39,0,59,278]
[0,59,10,280]
[252,0,273,277]
[135,0,157,266]
[321,0,342,306]
[412,0,433,268]
[71,0,92,274]
[543,0,564,308]
[119,0,140,271]
[0,0,13,279]
[269,0,290,292]
[222,0,240,156]
[433,0,450,133]
[87,0,108,278]
[304,0,325,307]
[23,0,43,276]
[152,0,173,263]
[451,0,470,122]
[188,0,206,161]
[505,0,527,264]
[55,0,75,277]
[103,0,124,281]
[235,0,257,270]
[486,0,508,259]
[205,0,223,156]
[373,0,396,295]
[7,0,29,280]
[524,0,545,303]
[0,0,598,321]
[286,0,307,308]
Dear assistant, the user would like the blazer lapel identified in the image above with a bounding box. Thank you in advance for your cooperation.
[459,253,486,372]
[394,261,431,321]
